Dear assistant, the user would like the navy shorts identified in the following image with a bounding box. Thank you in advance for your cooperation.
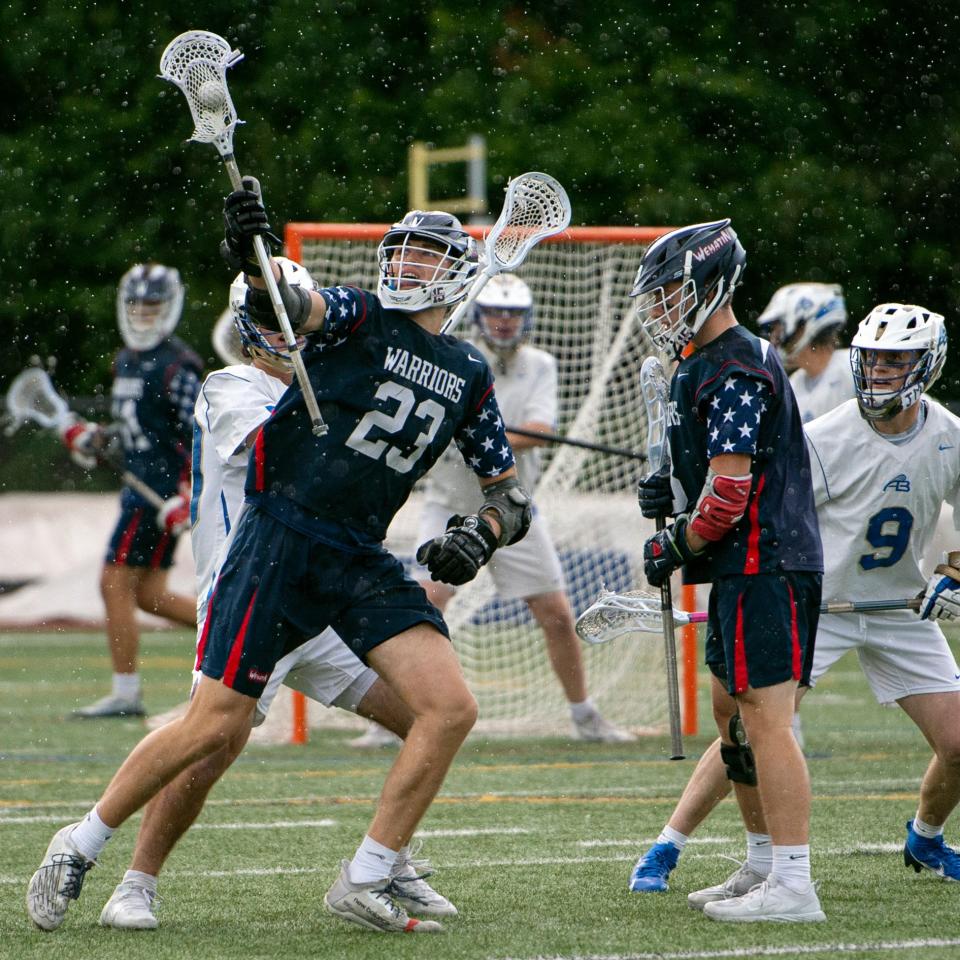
[197,505,449,698]
[104,500,178,569]
[705,571,821,695]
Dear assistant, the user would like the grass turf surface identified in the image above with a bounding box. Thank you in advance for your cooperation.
[2,629,960,960]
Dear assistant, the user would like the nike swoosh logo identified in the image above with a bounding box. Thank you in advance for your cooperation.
[954,673,960,680]
[468,356,482,363]
[939,444,954,451]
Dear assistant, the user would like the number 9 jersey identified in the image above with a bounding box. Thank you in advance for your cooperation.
[805,397,960,603]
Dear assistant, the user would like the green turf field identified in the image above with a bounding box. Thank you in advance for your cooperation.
[2,628,960,960]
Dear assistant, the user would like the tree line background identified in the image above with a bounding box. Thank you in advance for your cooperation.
[2,0,958,488]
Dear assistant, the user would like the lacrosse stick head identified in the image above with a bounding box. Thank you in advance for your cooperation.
[640,356,670,475]
[159,31,244,158]
[4,367,73,436]
[576,588,676,645]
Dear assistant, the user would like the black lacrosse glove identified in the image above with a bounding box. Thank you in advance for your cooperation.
[637,465,673,520]
[416,514,499,586]
[643,515,702,588]
[220,177,281,277]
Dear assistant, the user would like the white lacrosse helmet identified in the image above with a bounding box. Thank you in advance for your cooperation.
[850,302,947,420]
[230,257,315,370]
[117,263,184,351]
[757,283,846,362]
[473,274,534,351]
[376,211,478,313]
[212,307,245,366]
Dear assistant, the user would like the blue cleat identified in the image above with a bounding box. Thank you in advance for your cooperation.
[904,820,960,881]
[628,842,680,892]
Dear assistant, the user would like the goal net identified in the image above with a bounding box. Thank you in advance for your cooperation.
[282,222,672,738]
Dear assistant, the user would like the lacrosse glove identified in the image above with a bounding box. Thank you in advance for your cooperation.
[920,553,960,622]
[637,465,673,519]
[221,177,281,277]
[643,515,703,588]
[156,494,191,537]
[60,418,102,470]
[417,514,499,586]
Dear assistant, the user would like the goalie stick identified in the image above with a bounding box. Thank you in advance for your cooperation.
[158,30,329,438]
[440,172,571,336]
[640,355,684,760]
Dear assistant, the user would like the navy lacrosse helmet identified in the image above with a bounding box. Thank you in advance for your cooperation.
[630,219,746,355]
[376,211,478,312]
[117,263,184,351]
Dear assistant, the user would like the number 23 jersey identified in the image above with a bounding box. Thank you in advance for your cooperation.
[246,286,515,543]
[805,397,960,603]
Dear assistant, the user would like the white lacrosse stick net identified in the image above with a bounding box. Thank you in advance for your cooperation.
[159,31,244,158]
[441,171,572,334]
[576,588,693,645]
[4,368,73,435]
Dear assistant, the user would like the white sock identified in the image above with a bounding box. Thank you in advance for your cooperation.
[771,844,811,892]
[349,835,399,884]
[912,815,944,839]
[112,672,141,700]
[746,831,773,875]
[657,825,688,851]
[569,699,596,722]
[123,869,158,893]
[70,806,115,862]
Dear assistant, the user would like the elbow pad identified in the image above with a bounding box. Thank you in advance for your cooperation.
[689,470,752,542]
[246,269,313,332]
[479,475,533,546]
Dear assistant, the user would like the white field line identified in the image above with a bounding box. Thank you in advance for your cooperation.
[578,836,733,848]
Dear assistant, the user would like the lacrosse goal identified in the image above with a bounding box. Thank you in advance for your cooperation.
[279,222,695,741]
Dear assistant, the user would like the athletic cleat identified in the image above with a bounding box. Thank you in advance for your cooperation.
[904,819,960,881]
[348,723,402,749]
[572,710,636,743]
[388,845,458,916]
[99,881,160,930]
[324,859,444,933]
[629,842,680,892]
[688,861,767,910]
[702,876,826,923]
[26,823,95,931]
[72,694,146,719]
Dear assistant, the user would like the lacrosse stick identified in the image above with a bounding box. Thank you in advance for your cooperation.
[640,355,684,759]
[506,425,648,462]
[576,588,924,646]
[4,367,166,510]
[440,172,571,335]
[158,30,328,438]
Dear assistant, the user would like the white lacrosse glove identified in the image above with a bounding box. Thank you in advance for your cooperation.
[920,553,960,622]
[60,418,102,470]
[156,494,190,537]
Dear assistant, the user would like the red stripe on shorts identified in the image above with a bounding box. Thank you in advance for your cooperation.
[734,592,749,693]
[194,589,216,670]
[114,509,143,565]
[150,532,171,569]
[743,474,765,575]
[254,427,266,491]
[222,589,259,688]
[787,581,801,680]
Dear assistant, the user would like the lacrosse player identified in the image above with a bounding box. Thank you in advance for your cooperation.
[62,263,201,718]
[632,220,826,922]
[99,260,455,929]
[757,282,855,423]
[28,190,531,935]
[351,273,631,747]
[630,302,960,907]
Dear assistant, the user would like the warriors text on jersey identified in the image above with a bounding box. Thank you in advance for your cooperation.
[111,337,203,501]
[246,286,515,543]
[805,398,960,603]
[669,325,822,581]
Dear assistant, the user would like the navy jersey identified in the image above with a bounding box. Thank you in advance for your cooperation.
[111,336,203,502]
[668,325,822,581]
[246,286,515,545]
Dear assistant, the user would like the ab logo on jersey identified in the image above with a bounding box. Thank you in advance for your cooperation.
[883,474,911,493]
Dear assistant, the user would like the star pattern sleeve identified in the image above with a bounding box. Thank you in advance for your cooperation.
[454,371,516,480]
[314,285,377,347]
[701,373,772,460]
[167,364,201,435]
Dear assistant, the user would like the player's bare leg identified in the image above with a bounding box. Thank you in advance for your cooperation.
[134,569,196,627]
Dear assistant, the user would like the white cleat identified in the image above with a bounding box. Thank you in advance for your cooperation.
[572,709,636,743]
[688,861,768,910]
[388,847,458,917]
[348,723,402,749]
[100,881,160,930]
[702,876,826,923]
[72,694,145,719]
[26,823,95,931]
[324,860,444,932]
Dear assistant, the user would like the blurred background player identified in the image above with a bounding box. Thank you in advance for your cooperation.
[757,282,854,423]
[99,262,454,929]
[61,263,201,718]
[351,274,632,748]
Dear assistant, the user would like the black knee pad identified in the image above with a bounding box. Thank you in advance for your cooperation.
[720,712,757,786]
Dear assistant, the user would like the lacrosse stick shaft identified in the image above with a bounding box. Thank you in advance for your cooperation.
[121,472,166,510]
[506,426,647,462]
[440,270,491,336]
[221,159,328,438]
[658,519,685,760]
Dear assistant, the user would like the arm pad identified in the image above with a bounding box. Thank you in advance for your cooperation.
[479,475,533,546]
[689,470,752,542]
[246,269,313,333]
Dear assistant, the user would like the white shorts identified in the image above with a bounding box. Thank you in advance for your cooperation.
[810,611,960,706]
[415,502,564,601]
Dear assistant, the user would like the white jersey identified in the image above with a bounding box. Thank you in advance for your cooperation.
[790,349,856,424]
[424,339,558,512]
[805,397,960,604]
